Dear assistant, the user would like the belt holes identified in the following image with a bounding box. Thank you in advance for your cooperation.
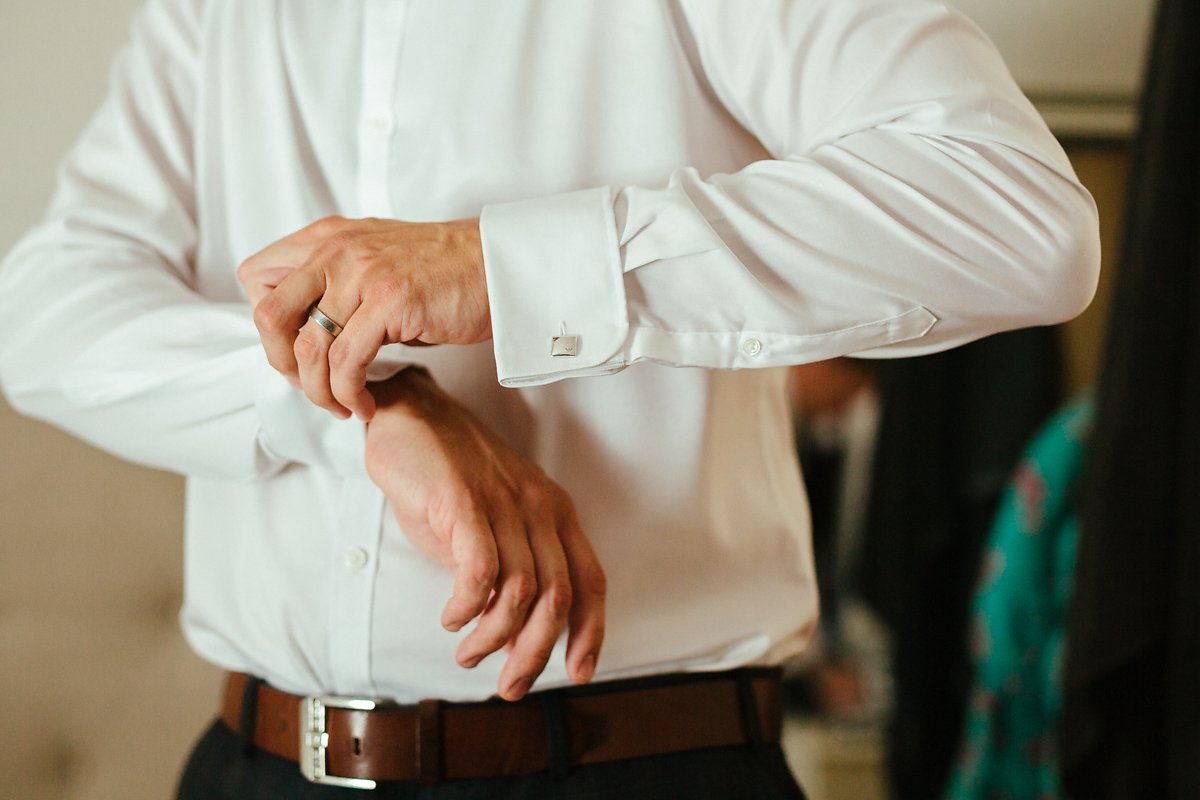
[353,737,363,756]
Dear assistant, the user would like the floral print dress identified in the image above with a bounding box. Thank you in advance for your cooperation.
[946,395,1093,800]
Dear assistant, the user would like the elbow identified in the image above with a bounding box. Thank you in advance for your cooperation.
[1022,227,1100,330]
[1038,197,1102,326]
[1008,188,1102,329]
[0,339,45,422]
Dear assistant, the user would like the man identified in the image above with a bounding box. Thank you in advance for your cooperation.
[0,0,1099,797]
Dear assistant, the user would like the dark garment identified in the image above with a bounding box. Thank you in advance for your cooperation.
[1060,0,1200,796]
[857,328,1064,800]
[176,719,806,800]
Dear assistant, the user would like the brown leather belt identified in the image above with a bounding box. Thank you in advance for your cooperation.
[221,669,782,788]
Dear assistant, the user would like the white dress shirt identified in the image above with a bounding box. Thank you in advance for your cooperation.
[0,0,1098,702]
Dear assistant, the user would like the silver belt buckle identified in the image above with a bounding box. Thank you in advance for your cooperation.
[299,695,378,790]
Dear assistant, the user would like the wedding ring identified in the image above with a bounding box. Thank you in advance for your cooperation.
[309,306,344,338]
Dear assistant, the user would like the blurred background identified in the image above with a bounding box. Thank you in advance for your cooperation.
[0,1,1162,798]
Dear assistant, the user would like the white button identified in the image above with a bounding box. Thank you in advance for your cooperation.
[365,111,394,135]
[343,547,370,570]
[741,338,763,357]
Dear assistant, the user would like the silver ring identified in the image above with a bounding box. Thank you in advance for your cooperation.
[308,306,344,338]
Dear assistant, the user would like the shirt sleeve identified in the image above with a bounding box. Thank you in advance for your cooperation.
[0,0,368,481]
[479,0,1101,387]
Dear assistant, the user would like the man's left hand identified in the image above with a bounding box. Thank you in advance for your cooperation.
[242,216,490,421]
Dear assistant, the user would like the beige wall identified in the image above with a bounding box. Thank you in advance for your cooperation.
[0,2,1132,798]
[2,3,221,799]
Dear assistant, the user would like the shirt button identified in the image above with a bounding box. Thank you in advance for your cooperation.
[365,111,394,135]
[343,547,370,570]
[741,338,763,357]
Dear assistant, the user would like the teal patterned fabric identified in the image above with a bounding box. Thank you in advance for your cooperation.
[945,395,1093,800]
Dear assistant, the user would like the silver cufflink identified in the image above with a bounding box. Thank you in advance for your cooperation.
[551,335,579,357]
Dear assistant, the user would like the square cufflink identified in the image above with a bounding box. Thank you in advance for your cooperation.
[551,335,579,357]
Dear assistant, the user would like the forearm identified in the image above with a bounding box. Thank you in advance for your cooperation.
[0,224,269,479]
[0,240,375,482]
[363,365,605,700]
[481,152,1095,387]
[0,0,383,482]
[479,0,1100,387]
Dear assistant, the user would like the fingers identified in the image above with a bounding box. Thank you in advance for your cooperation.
[294,288,363,417]
[237,235,319,305]
[265,259,377,419]
[251,226,390,418]
[252,267,326,380]
[242,266,295,307]
[329,303,389,421]
[492,507,575,701]
[455,512,538,675]
[364,370,602,702]
[441,508,501,633]
[295,316,351,419]
[447,490,604,702]
[557,506,606,685]
[248,216,362,402]
[251,215,486,416]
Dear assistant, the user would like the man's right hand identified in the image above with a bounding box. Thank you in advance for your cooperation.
[363,368,606,701]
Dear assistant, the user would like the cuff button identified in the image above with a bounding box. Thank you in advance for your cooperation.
[741,338,763,357]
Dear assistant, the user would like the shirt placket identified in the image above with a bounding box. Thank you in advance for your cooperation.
[326,0,408,696]
[356,0,408,217]
[328,475,388,696]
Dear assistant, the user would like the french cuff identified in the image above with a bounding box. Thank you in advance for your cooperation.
[480,186,629,387]
[252,351,368,479]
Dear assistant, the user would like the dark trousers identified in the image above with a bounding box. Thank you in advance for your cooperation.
[177,718,807,800]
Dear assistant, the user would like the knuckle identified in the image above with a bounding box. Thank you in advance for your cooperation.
[519,481,551,510]
[293,332,323,364]
[435,488,480,531]
[327,340,351,370]
[554,486,578,515]
[429,496,464,536]
[581,564,608,597]
[544,581,574,618]
[319,231,359,259]
[312,215,346,236]
[506,573,538,608]
[252,296,287,332]
[526,506,556,535]
[468,558,500,590]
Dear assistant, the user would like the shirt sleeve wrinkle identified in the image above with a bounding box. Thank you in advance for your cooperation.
[481,0,1099,387]
[0,0,359,483]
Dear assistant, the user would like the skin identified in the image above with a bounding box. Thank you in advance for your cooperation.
[788,359,876,422]
[240,217,606,701]
[243,215,491,420]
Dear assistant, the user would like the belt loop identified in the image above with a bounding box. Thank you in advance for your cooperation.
[542,689,569,779]
[238,675,264,757]
[417,699,442,786]
[736,671,765,751]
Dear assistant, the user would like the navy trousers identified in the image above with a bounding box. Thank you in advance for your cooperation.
[176,718,807,800]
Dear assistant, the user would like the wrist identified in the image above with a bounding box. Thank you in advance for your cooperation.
[369,366,436,413]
